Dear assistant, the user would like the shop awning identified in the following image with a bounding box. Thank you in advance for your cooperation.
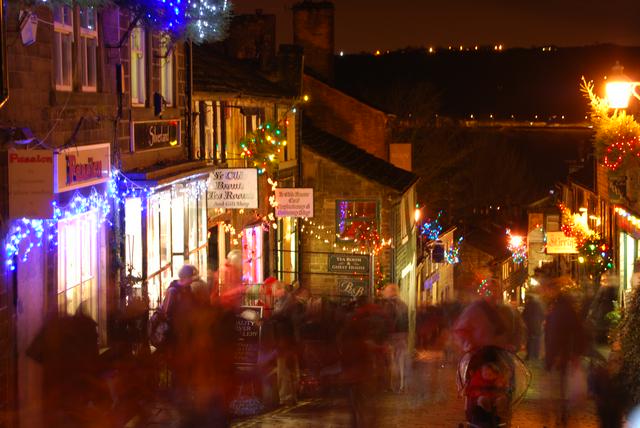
[124,161,214,188]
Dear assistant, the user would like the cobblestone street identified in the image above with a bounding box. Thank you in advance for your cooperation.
[139,349,600,428]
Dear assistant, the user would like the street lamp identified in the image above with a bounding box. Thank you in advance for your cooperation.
[605,61,640,109]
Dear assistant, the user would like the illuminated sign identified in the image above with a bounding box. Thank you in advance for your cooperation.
[546,231,578,254]
[54,143,110,193]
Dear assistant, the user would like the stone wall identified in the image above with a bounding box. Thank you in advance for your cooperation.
[303,75,390,162]
[300,146,396,298]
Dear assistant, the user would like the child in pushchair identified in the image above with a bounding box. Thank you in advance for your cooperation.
[457,346,530,428]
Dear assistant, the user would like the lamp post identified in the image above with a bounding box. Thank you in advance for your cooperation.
[605,61,640,109]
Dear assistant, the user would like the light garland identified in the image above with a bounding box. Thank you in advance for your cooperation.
[419,211,443,240]
[477,279,492,297]
[5,187,112,271]
[445,236,463,264]
[240,123,287,175]
[506,228,527,265]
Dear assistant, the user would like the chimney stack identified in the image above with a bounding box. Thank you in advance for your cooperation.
[292,1,334,83]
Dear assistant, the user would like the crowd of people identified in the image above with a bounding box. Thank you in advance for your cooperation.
[25,263,628,428]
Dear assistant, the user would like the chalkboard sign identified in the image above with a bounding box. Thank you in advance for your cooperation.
[235,306,263,366]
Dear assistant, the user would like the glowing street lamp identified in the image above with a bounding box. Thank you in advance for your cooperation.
[605,62,640,109]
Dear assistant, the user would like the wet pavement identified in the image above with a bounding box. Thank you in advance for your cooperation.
[138,349,601,428]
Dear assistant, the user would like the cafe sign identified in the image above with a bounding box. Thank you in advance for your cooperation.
[8,148,54,219]
[132,120,180,152]
[54,143,110,193]
[208,168,258,209]
[328,253,370,274]
[546,231,578,254]
[275,188,314,218]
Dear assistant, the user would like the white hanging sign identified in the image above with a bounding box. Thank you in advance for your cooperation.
[275,188,314,218]
[208,168,258,209]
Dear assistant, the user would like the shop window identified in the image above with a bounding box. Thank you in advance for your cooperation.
[124,197,143,278]
[79,7,97,92]
[57,210,98,322]
[277,217,297,284]
[546,214,560,232]
[336,200,379,242]
[160,35,173,106]
[147,192,172,307]
[53,5,73,91]
[130,26,146,106]
[242,224,264,284]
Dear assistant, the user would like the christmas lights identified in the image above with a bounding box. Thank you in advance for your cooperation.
[445,236,463,264]
[506,228,527,265]
[477,279,492,297]
[419,211,443,240]
[5,186,112,271]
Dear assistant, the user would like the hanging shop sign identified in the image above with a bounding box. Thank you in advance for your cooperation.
[235,306,263,366]
[8,148,54,219]
[132,120,180,152]
[208,168,258,209]
[275,188,314,218]
[545,231,578,254]
[328,253,370,274]
[337,278,368,298]
[53,143,110,194]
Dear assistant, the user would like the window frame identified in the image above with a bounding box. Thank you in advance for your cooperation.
[53,4,74,91]
[335,199,380,243]
[79,6,98,92]
[159,35,174,106]
[130,26,147,107]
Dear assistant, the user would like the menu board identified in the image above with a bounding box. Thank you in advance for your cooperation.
[235,306,263,366]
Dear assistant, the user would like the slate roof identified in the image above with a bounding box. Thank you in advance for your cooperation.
[301,119,418,193]
[192,44,292,99]
[465,228,512,261]
[568,156,596,192]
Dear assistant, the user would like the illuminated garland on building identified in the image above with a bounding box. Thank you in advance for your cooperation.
[477,279,492,297]
[582,78,640,171]
[506,228,527,264]
[240,123,287,175]
[445,236,463,264]
[419,211,443,240]
[559,203,597,247]
[5,187,112,271]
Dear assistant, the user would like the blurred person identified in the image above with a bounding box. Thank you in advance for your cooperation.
[271,280,300,406]
[453,285,518,353]
[160,264,196,401]
[339,296,388,427]
[212,250,243,304]
[27,307,107,428]
[381,283,409,393]
[522,295,545,361]
[182,274,238,427]
[542,278,589,426]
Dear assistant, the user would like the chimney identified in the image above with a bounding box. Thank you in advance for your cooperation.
[277,44,304,96]
[292,1,334,83]
[225,13,276,71]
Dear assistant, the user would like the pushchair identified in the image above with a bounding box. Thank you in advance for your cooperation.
[457,346,531,428]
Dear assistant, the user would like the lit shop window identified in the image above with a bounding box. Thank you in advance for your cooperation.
[147,192,172,307]
[336,200,379,242]
[242,224,264,284]
[160,35,174,106]
[53,4,73,91]
[187,191,208,276]
[57,210,98,322]
[79,7,98,92]
[130,26,146,106]
[124,197,143,279]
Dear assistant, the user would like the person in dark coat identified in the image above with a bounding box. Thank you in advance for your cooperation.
[522,295,545,360]
[271,280,302,406]
[27,309,107,428]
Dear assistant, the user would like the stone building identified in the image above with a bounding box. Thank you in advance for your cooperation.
[0,3,196,425]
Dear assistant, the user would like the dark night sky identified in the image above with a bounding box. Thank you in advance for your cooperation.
[234,0,640,52]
